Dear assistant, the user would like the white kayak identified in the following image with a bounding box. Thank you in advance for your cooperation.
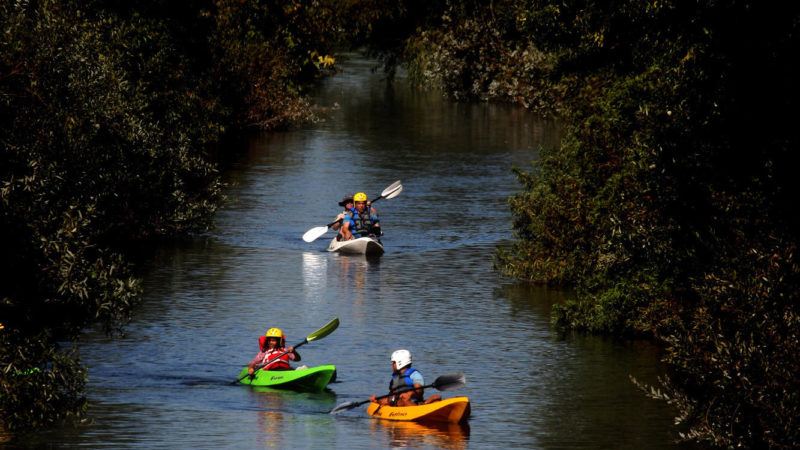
[327,236,384,256]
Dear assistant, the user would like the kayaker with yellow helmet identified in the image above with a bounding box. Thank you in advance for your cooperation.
[370,349,441,407]
[247,327,301,376]
[337,191,381,241]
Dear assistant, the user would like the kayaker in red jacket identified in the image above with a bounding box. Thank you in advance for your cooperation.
[247,327,301,376]
[370,349,441,406]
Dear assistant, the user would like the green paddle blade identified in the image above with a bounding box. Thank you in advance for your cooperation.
[307,317,339,342]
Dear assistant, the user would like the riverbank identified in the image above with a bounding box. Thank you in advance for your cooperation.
[0,0,339,432]
[382,3,799,448]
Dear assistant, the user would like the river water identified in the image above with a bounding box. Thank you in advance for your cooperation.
[14,56,692,449]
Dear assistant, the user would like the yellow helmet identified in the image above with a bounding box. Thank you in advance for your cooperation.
[353,192,368,202]
[265,328,284,338]
[264,327,286,348]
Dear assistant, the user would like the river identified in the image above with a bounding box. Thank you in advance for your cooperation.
[14,55,693,449]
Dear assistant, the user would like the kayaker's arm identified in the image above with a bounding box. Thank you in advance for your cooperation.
[413,382,425,400]
[331,213,346,230]
[247,351,267,375]
[369,394,392,406]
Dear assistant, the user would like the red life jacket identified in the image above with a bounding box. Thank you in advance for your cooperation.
[259,347,291,370]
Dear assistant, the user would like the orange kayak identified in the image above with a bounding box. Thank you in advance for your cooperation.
[366,396,470,423]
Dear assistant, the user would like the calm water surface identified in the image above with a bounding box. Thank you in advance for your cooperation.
[14,56,691,449]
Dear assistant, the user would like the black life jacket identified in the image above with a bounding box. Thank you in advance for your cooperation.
[388,367,422,404]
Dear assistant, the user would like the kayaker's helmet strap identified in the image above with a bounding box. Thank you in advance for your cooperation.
[353,192,368,202]
[391,349,412,370]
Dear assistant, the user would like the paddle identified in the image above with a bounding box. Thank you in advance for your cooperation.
[302,218,344,243]
[302,180,403,243]
[233,317,340,384]
[329,372,466,414]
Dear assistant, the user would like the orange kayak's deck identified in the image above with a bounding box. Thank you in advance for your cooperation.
[366,397,470,423]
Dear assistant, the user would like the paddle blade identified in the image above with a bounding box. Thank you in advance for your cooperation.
[303,226,330,243]
[330,401,361,415]
[307,317,339,342]
[381,180,401,197]
[384,184,402,199]
[432,372,466,391]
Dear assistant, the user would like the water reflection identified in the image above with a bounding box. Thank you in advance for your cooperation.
[369,419,470,449]
[257,409,286,449]
[301,251,327,299]
[250,389,338,448]
[332,253,381,312]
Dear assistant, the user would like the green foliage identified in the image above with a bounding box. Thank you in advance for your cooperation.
[209,0,342,129]
[1,0,343,433]
[496,2,800,447]
[1,331,87,432]
[367,0,800,447]
[340,0,449,75]
[401,1,562,113]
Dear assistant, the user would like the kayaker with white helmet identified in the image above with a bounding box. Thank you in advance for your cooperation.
[338,192,380,241]
[247,327,301,377]
[370,349,441,406]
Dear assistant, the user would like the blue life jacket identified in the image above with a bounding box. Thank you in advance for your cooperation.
[348,207,377,237]
[389,367,419,393]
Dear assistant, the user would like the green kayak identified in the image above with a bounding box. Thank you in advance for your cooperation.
[237,364,336,392]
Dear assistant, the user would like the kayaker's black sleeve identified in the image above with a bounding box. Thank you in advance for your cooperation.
[293,351,301,362]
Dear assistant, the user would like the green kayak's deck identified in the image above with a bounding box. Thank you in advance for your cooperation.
[237,364,336,392]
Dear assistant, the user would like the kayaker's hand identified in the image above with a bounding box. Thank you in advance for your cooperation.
[248,367,254,375]
[370,395,377,403]
[286,346,294,353]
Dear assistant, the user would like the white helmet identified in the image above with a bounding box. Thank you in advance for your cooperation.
[391,349,412,370]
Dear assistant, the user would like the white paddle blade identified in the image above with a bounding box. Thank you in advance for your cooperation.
[303,226,330,243]
[384,184,403,199]
[381,180,401,197]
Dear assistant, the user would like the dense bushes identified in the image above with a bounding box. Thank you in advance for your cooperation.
[366,1,800,447]
[1,0,339,432]
[404,2,562,114]
[3,1,798,446]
